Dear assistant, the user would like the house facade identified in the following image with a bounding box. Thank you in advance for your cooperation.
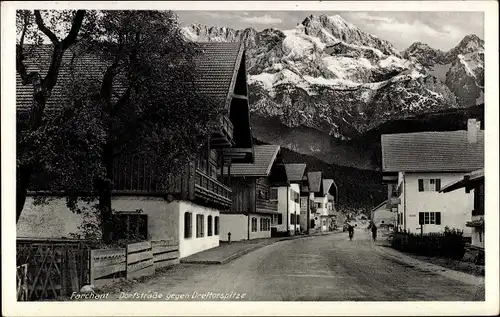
[17,42,254,259]
[441,169,485,248]
[381,120,484,236]
[270,163,307,235]
[219,145,287,242]
[370,200,396,227]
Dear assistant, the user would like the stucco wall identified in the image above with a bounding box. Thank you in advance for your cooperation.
[219,214,247,242]
[276,186,289,232]
[248,214,272,240]
[17,197,92,239]
[403,173,473,236]
[177,201,220,258]
[18,196,220,258]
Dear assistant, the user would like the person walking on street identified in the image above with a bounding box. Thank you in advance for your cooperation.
[348,224,354,240]
[371,222,378,241]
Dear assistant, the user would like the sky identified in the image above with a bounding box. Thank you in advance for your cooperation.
[174,11,484,51]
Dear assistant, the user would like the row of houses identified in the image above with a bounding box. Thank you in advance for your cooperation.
[376,118,484,249]
[17,42,339,259]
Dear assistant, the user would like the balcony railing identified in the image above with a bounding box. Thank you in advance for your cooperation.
[194,169,232,208]
[256,198,278,214]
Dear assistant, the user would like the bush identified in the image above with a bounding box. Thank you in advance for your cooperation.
[391,227,465,260]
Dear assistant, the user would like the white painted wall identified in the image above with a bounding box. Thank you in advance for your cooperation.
[18,196,220,259]
[371,205,396,227]
[219,214,247,242]
[402,173,473,236]
[17,197,93,239]
[276,186,289,232]
[248,214,272,240]
[177,201,220,258]
[470,216,484,248]
[290,184,301,234]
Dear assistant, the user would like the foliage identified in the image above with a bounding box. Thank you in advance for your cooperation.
[391,228,466,260]
[17,10,223,241]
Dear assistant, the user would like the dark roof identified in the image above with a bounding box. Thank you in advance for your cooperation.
[370,201,388,213]
[307,171,322,193]
[193,42,244,107]
[381,130,484,172]
[284,164,307,182]
[16,42,245,112]
[227,145,280,177]
[440,168,484,193]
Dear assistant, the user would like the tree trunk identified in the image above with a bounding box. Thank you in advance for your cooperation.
[98,145,114,243]
[16,164,33,222]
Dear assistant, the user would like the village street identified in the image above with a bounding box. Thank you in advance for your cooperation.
[107,230,482,301]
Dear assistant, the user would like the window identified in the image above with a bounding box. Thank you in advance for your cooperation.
[184,212,192,239]
[251,217,257,232]
[267,218,271,231]
[300,198,307,209]
[296,215,300,225]
[214,216,220,235]
[196,214,204,238]
[112,213,148,241]
[418,212,442,225]
[260,218,264,231]
[207,215,213,236]
[270,188,278,201]
[278,214,283,225]
[316,203,323,209]
[290,214,295,225]
[418,178,441,192]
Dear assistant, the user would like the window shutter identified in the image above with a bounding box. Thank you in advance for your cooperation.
[418,179,424,192]
[418,212,424,225]
[435,179,441,191]
[278,214,283,225]
[435,212,441,225]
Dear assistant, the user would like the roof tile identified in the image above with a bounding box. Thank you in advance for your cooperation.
[228,145,280,177]
[381,130,484,172]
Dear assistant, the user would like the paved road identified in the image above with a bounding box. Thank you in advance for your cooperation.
[110,229,481,301]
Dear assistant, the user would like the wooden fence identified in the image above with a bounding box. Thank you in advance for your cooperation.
[152,240,180,268]
[89,240,179,288]
[89,248,127,287]
[18,239,179,299]
[16,239,93,301]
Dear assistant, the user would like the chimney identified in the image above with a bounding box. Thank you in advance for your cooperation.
[467,119,479,144]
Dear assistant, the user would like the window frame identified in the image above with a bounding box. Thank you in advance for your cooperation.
[196,214,205,238]
[184,212,193,239]
[207,215,213,237]
[251,217,257,232]
[214,216,220,235]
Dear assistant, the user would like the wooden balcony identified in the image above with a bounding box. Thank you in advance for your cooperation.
[210,115,234,148]
[256,198,278,214]
[166,162,232,209]
[194,169,232,208]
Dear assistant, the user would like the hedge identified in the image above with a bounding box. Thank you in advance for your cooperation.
[391,227,465,260]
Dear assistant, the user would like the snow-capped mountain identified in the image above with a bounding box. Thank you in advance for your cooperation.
[182,14,484,143]
[403,34,484,108]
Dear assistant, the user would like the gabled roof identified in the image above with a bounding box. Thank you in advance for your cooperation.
[227,145,280,177]
[381,130,484,173]
[16,42,245,113]
[284,163,307,183]
[307,171,322,193]
[194,42,244,108]
[322,178,338,199]
[370,200,389,213]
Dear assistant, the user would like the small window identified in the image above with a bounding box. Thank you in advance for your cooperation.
[418,179,442,192]
[251,217,257,232]
[196,214,204,238]
[418,212,442,225]
[278,214,283,225]
[208,215,213,236]
[260,218,263,231]
[270,188,278,200]
[214,216,220,235]
[184,212,192,239]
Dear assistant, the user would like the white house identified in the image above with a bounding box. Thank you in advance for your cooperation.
[370,200,396,228]
[381,120,484,236]
[270,163,307,235]
[441,169,484,249]
[17,42,255,259]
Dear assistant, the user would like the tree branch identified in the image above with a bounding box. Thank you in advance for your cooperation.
[61,10,86,49]
[34,10,59,44]
[16,12,30,83]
